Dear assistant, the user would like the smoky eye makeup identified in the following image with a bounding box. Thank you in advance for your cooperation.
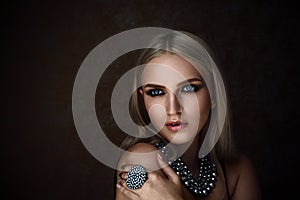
[178,79,205,94]
[142,78,205,97]
[144,88,165,97]
[142,83,166,97]
[180,84,201,93]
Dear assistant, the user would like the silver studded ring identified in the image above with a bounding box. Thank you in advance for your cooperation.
[125,165,147,190]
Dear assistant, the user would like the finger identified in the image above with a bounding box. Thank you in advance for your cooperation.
[118,172,128,180]
[157,153,181,184]
[117,183,139,200]
[117,164,135,182]
[117,173,147,195]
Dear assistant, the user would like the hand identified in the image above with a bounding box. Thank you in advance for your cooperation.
[117,153,184,200]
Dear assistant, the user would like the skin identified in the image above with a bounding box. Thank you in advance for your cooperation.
[140,54,211,146]
[115,54,261,200]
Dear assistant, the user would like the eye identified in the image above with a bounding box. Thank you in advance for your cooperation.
[146,89,165,97]
[181,84,199,93]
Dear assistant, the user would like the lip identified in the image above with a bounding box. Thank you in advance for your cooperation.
[165,120,188,132]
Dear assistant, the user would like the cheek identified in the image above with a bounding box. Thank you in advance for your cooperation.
[196,92,211,126]
[181,91,211,123]
[144,98,167,131]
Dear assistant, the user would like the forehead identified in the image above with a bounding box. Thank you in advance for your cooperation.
[141,54,201,85]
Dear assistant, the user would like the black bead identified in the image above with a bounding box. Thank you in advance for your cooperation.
[156,142,217,197]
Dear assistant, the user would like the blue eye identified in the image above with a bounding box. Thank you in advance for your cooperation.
[181,85,199,93]
[147,89,165,97]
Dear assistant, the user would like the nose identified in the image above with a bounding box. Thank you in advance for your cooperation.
[166,92,182,115]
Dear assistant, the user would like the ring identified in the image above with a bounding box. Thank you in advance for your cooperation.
[125,165,148,190]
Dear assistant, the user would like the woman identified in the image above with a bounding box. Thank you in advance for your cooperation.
[114,30,260,200]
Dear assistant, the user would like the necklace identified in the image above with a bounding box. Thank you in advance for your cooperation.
[155,141,218,197]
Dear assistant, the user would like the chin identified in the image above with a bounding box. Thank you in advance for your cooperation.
[161,131,197,145]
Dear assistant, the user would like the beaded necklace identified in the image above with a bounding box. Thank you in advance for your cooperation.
[155,141,218,197]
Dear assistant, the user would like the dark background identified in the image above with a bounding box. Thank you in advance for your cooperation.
[2,0,298,199]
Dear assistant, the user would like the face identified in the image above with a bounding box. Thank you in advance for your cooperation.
[140,53,211,144]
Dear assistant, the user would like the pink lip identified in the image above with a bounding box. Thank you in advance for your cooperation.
[165,120,187,132]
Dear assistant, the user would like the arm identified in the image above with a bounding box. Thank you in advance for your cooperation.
[115,143,184,200]
[230,155,261,200]
[115,143,163,200]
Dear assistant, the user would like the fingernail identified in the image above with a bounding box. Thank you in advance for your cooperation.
[157,153,162,160]
[116,183,122,189]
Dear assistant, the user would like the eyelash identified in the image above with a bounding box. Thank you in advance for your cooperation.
[145,84,201,97]
[180,84,200,93]
[146,89,165,97]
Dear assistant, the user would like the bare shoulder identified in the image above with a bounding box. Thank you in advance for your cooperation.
[127,142,158,153]
[224,154,261,200]
[115,143,164,199]
[117,142,160,172]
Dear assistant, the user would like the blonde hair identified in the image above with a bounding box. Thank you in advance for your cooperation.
[121,30,236,160]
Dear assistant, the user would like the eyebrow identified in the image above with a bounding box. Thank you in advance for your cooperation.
[177,78,203,87]
[143,77,203,89]
[143,84,166,89]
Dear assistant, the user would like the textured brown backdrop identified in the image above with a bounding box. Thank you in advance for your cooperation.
[2,0,298,199]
